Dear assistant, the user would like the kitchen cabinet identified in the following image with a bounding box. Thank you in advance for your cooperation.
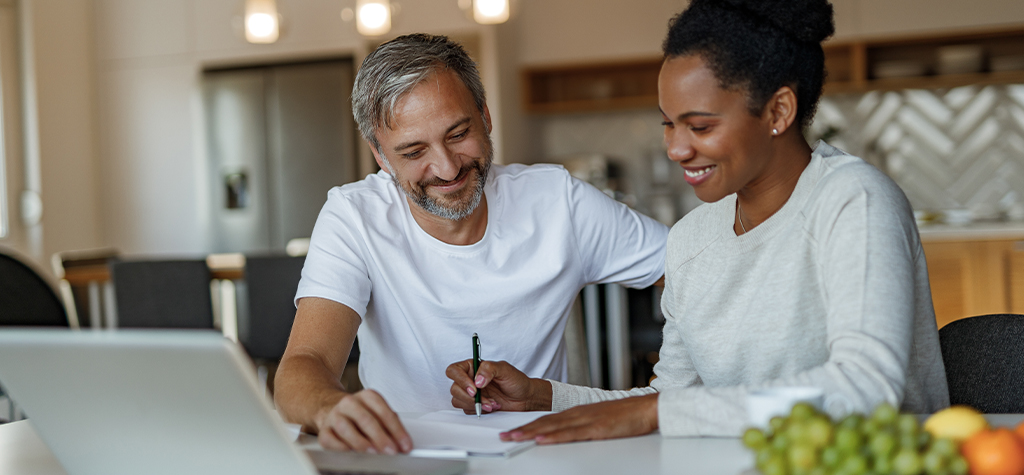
[922,238,1024,329]
[824,26,1024,94]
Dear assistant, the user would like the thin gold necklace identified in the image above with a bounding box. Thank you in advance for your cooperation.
[737,201,748,234]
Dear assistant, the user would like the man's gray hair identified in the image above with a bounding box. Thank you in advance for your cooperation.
[352,33,487,153]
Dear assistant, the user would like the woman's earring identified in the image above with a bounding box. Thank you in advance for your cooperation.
[772,128,779,135]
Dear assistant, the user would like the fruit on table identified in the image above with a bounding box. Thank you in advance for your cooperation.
[744,401,967,475]
[924,406,990,442]
[960,428,1024,475]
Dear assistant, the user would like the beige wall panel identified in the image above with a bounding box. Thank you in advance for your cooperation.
[856,0,1024,37]
[516,0,688,66]
[33,0,102,261]
[96,64,203,254]
[95,0,194,61]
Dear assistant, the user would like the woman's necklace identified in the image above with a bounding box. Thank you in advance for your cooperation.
[736,201,748,234]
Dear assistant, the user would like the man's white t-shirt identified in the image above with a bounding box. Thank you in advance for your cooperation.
[296,163,668,411]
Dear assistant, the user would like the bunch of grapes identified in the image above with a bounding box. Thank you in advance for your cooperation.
[743,402,969,475]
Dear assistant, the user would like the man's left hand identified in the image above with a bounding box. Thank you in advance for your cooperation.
[499,394,660,445]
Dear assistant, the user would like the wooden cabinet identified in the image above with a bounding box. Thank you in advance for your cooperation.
[521,58,662,114]
[824,26,1024,94]
[922,239,1024,328]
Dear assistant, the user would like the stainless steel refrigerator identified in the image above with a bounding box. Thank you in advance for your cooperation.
[203,59,358,253]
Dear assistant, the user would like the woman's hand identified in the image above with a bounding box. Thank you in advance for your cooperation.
[445,359,552,413]
[500,394,660,445]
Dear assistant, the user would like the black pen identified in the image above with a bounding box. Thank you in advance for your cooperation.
[472,333,481,417]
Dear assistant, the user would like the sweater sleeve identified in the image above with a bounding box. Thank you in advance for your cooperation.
[655,167,926,437]
[547,281,700,411]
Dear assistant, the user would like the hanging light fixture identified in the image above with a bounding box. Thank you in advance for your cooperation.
[473,0,509,25]
[356,0,392,36]
[245,0,280,44]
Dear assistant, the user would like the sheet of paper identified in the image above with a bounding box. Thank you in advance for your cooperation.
[417,409,553,431]
[402,410,552,458]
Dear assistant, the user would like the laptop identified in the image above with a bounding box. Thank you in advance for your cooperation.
[0,329,466,475]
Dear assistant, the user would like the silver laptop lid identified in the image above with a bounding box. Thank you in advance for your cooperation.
[0,329,319,475]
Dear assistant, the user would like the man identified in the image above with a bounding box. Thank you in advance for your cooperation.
[274,34,667,455]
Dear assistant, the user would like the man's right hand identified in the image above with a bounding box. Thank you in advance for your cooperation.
[446,360,553,414]
[314,389,412,454]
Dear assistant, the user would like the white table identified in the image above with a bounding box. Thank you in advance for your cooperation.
[1,418,752,475]
[5,415,1022,474]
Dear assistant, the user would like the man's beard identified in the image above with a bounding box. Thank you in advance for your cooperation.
[389,144,493,222]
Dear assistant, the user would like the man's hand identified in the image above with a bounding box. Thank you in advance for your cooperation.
[499,394,659,445]
[314,389,413,454]
[445,359,552,414]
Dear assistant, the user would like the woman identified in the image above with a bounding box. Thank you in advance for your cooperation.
[445,0,949,441]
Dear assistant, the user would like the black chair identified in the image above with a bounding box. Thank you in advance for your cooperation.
[110,260,214,329]
[242,255,306,361]
[938,313,1024,413]
[0,249,69,423]
[0,251,68,327]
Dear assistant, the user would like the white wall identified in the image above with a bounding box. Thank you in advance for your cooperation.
[13,0,1024,262]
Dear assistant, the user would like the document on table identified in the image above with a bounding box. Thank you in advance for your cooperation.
[402,410,553,458]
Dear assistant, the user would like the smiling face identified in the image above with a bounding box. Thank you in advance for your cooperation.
[370,69,493,222]
[658,55,777,203]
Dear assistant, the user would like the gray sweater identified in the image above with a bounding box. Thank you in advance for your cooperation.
[550,142,950,437]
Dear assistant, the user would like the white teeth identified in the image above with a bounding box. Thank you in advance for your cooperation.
[684,166,714,178]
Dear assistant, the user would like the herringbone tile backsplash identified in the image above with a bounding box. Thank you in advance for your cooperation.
[810,85,1024,215]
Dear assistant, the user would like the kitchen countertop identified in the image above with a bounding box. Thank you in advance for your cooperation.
[917,221,1024,242]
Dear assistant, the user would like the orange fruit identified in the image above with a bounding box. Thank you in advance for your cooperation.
[1016,421,1024,444]
[961,428,1024,475]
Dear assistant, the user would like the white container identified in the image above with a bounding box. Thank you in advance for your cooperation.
[747,387,825,429]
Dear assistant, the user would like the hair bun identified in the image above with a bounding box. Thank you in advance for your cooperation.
[721,0,835,44]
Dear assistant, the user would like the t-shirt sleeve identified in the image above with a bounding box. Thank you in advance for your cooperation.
[294,192,372,318]
[656,167,927,437]
[566,173,669,288]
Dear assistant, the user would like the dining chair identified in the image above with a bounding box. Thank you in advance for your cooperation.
[0,249,68,327]
[110,259,215,329]
[241,255,305,362]
[0,248,69,423]
[938,313,1024,413]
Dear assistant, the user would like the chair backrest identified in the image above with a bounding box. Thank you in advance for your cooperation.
[938,313,1024,413]
[111,260,214,329]
[0,252,68,326]
[242,255,305,360]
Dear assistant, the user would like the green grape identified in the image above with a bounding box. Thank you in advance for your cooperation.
[872,403,899,426]
[899,433,919,450]
[892,448,924,475]
[807,467,827,475]
[922,450,946,475]
[791,402,817,421]
[929,437,958,458]
[756,447,775,470]
[806,416,834,448]
[788,420,811,444]
[948,455,968,475]
[916,430,932,449]
[839,414,864,430]
[873,454,894,475]
[770,416,788,435]
[835,427,864,454]
[841,453,869,475]
[743,427,768,450]
[762,454,787,475]
[862,418,883,435]
[897,413,920,435]
[869,430,897,459]
[771,432,791,452]
[788,442,818,471]
[821,446,843,469]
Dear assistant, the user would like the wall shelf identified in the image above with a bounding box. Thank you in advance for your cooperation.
[824,25,1024,94]
[520,26,1024,113]
[522,58,662,114]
